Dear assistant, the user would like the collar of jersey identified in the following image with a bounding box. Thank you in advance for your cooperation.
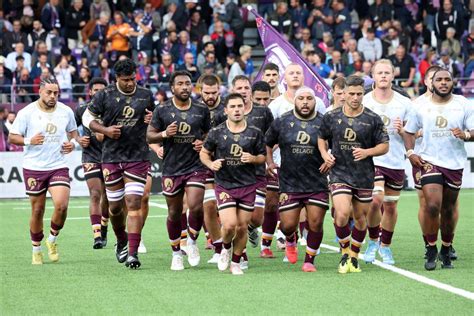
[226,120,247,134]
[172,97,192,111]
[116,82,136,96]
[342,104,364,118]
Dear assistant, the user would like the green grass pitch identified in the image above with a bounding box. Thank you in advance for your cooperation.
[1,190,473,314]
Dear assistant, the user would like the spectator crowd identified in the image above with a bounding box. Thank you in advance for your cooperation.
[0,0,473,106]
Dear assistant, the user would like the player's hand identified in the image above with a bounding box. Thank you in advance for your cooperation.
[210,159,225,171]
[266,162,279,178]
[61,141,75,154]
[144,109,152,124]
[241,152,255,164]
[322,151,336,167]
[95,132,104,142]
[30,132,45,145]
[319,162,332,174]
[352,147,369,161]
[393,117,404,134]
[451,127,466,139]
[408,153,424,168]
[193,139,203,152]
[78,136,90,148]
[105,125,122,139]
[165,121,178,137]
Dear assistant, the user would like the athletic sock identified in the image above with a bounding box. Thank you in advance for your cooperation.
[167,218,181,252]
[368,225,380,241]
[242,248,248,261]
[350,226,367,257]
[380,228,394,246]
[128,233,141,255]
[231,252,241,264]
[285,232,296,246]
[441,233,454,247]
[223,242,232,250]
[261,211,278,247]
[305,230,323,264]
[48,222,62,243]
[425,233,437,246]
[90,214,101,238]
[187,212,203,241]
[213,238,223,254]
[112,224,127,243]
[334,223,351,251]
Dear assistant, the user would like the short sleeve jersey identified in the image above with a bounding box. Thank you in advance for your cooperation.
[265,110,328,193]
[364,91,415,170]
[405,94,474,170]
[10,101,77,171]
[207,99,225,128]
[75,100,102,163]
[204,122,265,189]
[151,99,211,176]
[319,106,389,189]
[88,85,155,163]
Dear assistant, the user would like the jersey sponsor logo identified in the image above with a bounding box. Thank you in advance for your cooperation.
[296,131,311,145]
[435,116,448,128]
[164,178,174,190]
[230,144,243,157]
[122,106,135,119]
[102,168,110,181]
[219,191,230,202]
[45,123,57,134]
[178,122,191,134]
[27,177,37,189]
[381,115,391,126]
[344,128,357,141]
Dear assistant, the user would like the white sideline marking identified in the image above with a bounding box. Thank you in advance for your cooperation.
[13,202,168,210]
[320,243,474,301]
[149,202,168,209]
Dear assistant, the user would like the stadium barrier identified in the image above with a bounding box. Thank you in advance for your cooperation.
[1,144,473,198]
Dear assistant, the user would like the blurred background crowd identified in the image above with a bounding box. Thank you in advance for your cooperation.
[0,0,473,109]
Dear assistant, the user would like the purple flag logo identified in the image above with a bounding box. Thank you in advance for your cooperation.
[252,9,331,107]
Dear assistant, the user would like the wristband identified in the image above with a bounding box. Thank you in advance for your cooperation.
[406,149,414,157]
[464,131,471,141]
[24,137,31,146]
[161,130,168,138]
[71,139,79,147]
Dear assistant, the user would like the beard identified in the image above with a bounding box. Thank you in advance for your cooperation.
[432,85,453,98]
[174,91,190,102]
[295,106,315,119]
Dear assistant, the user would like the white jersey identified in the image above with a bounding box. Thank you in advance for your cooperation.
[405,94,474,170]
[364,91,415,170]
[10,101,77,171]
[268,93,326,165]
[412,94,428,154]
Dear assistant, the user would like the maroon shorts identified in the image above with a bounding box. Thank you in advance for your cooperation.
[330,183,373,203]
[412,166,422,190]
[23,168,70,196]
[420,163,463,191]
[215,184,257,212]
[162,169,207,196]
[279,192,330,212]
[102,161,150,187]
[147,165,152,178]
[256,175,267,197]
[83,163,103,181]
[204,168,215,185]
[374,166,405,191]
[266,172,279,192]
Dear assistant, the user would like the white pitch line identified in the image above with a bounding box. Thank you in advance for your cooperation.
[320,243,474,301]
[149,202,168,209]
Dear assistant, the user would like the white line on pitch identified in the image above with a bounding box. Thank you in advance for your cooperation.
[12,202,168,210]
[320,243,474,301]
[45,214,168,221]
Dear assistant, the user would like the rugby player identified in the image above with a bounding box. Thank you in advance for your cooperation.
[200,74,225,264]
[147,70,211,271]
[413,65,459,260]
[82,58,155,269]
[200,93,266,275]
[261,62,282,102]
[215,76,274,268]
[363,59,414,265]
[8,77,79,264]
[265,87,330,272]
[318,75,389,273]
[403,69,473,270]
[74,77,109,249]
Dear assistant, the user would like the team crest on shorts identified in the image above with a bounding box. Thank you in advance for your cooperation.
[415,171,421,182]
[219,192,230,202]
[84,163,95,172]
[423,163,433,173]
[279,193,288,204]
[102,168,110,181]
[164,178,174,190]
[27,178,37,189]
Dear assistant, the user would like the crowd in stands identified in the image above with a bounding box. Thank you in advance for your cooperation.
[0,0,473,105]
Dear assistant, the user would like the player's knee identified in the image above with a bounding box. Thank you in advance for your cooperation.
[425,203,440,218]
[168,208,182,221]
[31,206,45,219]
[250,216,263,228]
[308,218,324,232]
[188,203,203,215]
[109,202,123,216]
[222,221,237,233]
[90,189,101,204]
[55,202,68,214]
[125,197,141,212]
